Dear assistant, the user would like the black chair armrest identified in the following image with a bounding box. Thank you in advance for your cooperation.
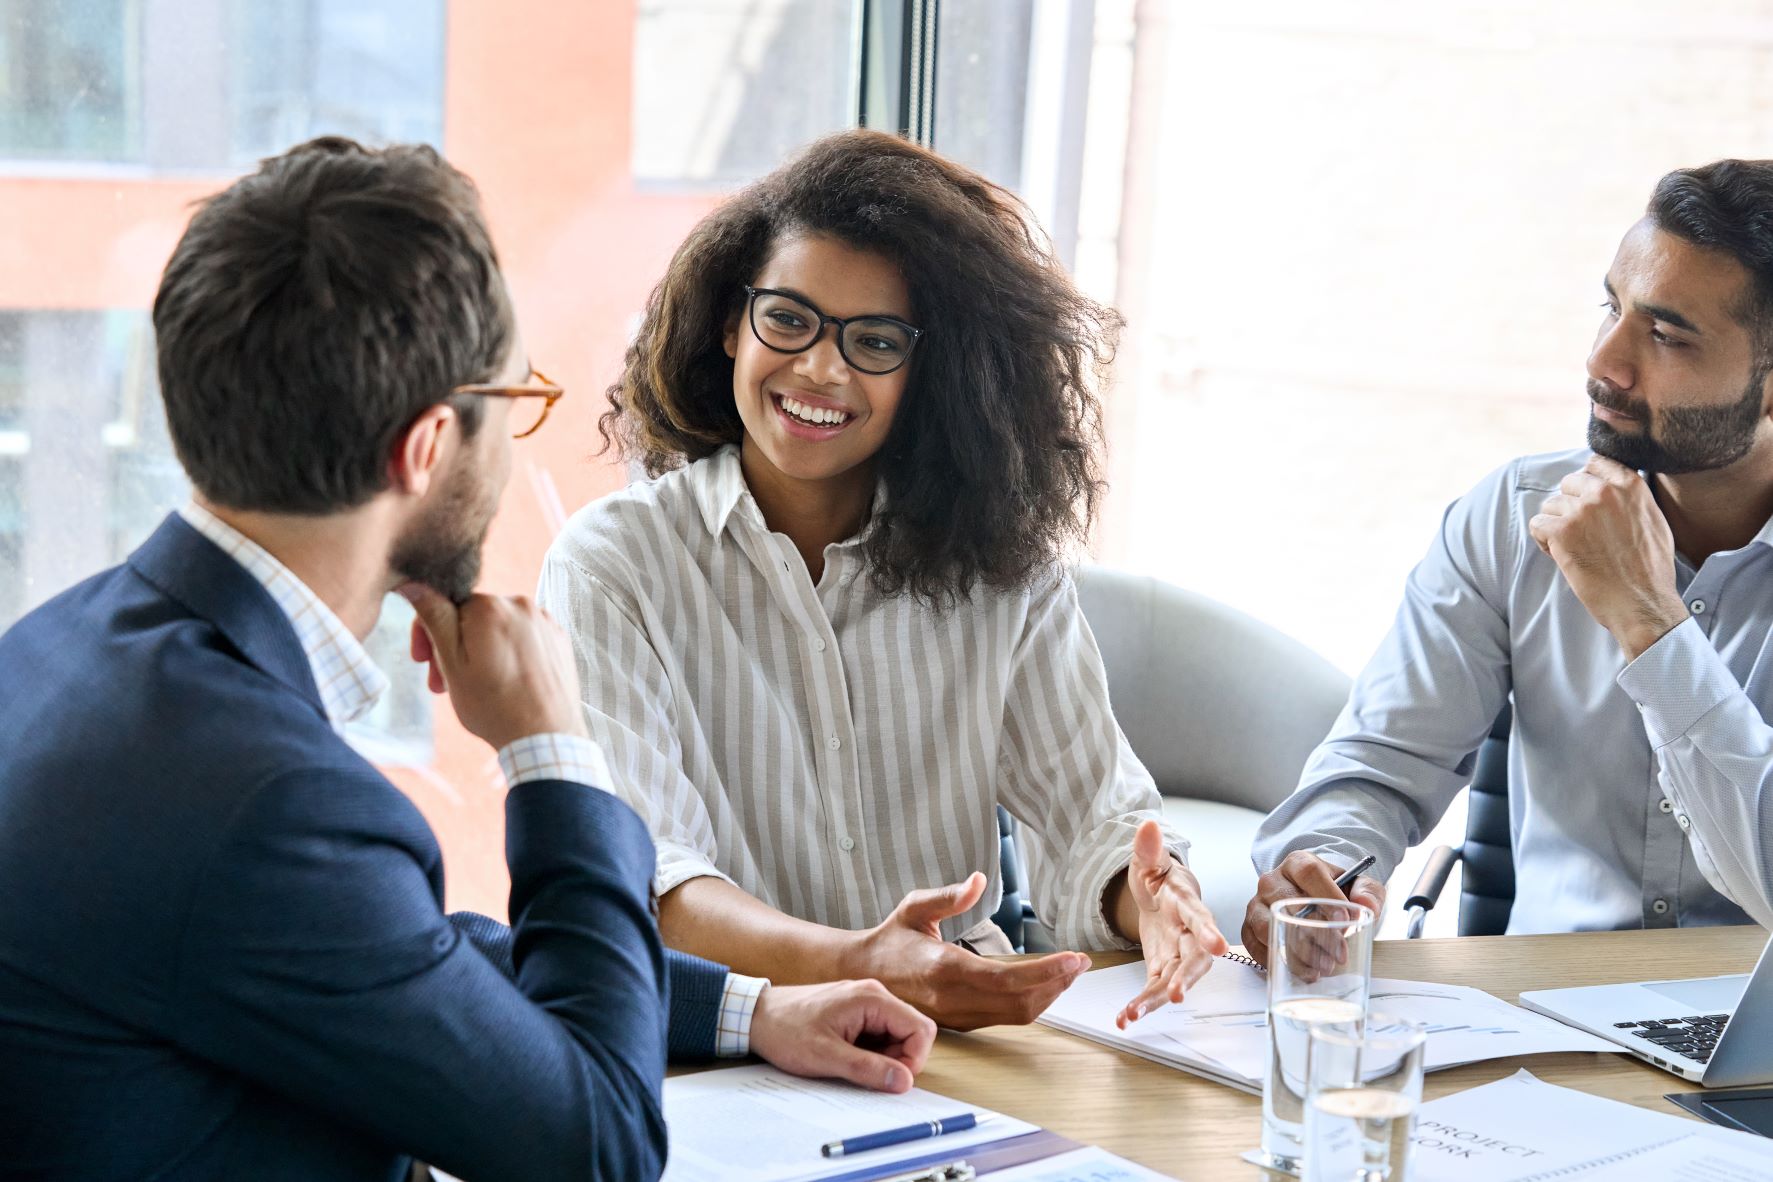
[1403,844,1462,939]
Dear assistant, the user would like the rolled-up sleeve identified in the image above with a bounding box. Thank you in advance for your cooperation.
[538,550,736,899]
[998,569,1187,951]
[1617,618,1773,928]
[1253,462,1519,885]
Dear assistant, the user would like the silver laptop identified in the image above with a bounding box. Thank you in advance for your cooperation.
[1519,932,1773,1087]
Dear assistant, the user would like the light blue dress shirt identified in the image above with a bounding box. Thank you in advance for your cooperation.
[1254,448,1773,933]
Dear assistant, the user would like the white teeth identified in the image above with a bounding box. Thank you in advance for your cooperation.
[780,396,850,427]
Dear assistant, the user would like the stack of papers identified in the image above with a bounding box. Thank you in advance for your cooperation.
[659,1064,1183,1182]
[1038,960,1619,1094]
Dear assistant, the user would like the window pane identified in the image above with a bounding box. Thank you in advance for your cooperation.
[0,0,141,161]
[0,310,173,617]
[632,0,855,184]
[229,0,445,166]
[932,0,1033,191]
[0,0,443,170]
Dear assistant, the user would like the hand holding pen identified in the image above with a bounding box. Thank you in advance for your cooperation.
[1297,855,1377,919]
[1239,850,1387,970]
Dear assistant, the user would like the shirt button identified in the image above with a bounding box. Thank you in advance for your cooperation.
[1690,599,1706,614]
[839,835,856,852]
[1659,798,1674,814]
[1677,814,1692,832]
[1651,898,1670,915]
[827,735,842,750]
[812,637,827,652]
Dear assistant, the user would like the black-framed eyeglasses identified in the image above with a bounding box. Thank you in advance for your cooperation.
[744,286,923,376]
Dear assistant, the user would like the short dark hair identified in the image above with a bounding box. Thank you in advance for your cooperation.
[604,129,1119,605]
[153,136,512,513]
[1648,159,1773,365]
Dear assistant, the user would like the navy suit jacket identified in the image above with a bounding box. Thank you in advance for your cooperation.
[0,516,729,1181]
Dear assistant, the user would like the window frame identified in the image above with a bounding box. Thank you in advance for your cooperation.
[856,0,938,146]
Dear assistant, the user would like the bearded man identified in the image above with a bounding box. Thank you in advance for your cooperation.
[1244,159,1773,962]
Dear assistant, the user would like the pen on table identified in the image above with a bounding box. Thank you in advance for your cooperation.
[1297,855,1378,919]
[820,1113,995,1158]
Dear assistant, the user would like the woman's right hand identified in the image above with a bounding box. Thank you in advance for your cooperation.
[848,872,1091,1030]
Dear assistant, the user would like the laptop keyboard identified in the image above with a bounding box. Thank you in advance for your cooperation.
[1612,1014,1730,1064]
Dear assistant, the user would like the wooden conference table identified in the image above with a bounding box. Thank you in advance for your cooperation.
[906,926,1766,1182]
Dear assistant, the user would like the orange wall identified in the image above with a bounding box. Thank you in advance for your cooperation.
[407,0,731,917]
[2,1,725,918]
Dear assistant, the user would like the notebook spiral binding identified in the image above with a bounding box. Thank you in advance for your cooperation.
[1220,952,1267,973]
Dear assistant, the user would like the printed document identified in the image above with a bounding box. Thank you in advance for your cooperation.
[660,1064,1038,1182]
[1038,960,1618,1093]
[1402,1069,1773,1181]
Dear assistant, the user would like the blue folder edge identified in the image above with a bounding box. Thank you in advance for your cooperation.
[813,1128,1083,1182]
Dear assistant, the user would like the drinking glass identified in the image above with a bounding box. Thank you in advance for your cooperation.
[1303,1014,1428,1182]
[1259,898,1376,1175]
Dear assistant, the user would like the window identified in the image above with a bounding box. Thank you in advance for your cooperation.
[0,0,140,162]
[228,0,445,167]
[931,0,1033,192]
[631,0,856,185]
[0,310,171,622]
[0,0,443,170]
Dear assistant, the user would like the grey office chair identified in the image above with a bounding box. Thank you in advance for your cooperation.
[1403,704,1515,937]
[993,566,1352,950]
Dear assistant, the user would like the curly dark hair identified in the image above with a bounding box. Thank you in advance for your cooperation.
[602,129,1120,605]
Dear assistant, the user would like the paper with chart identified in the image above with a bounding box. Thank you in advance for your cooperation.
[1399,1069,1773,1181]
[660,1064,1039,1182]
[1037,959,1618,1093]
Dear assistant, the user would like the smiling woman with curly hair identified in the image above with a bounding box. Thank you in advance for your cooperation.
[540,129,1223,1033]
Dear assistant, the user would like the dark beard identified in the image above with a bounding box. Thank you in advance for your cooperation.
[389,463,492,605]
[1587,372,1766,474]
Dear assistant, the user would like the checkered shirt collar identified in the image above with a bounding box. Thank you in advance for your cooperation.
[178,503,388,728]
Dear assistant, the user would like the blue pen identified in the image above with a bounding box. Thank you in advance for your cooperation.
[820,1113,993,1158]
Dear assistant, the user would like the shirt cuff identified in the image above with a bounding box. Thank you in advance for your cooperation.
[716,973,770,1057]
[1616,618,1741,749]
[496,733,612,790]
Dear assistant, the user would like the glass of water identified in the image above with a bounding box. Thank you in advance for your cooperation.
[1259,898,1376,1175]
[1303,1014,1427,1182]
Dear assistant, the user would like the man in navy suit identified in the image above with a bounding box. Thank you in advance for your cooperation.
[0,137,933,1181]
